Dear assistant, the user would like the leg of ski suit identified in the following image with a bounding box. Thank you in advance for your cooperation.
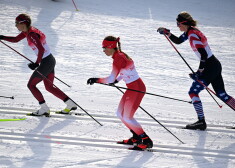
[116,78,146,135]
[27,54,67,103]
[189,56,235,118]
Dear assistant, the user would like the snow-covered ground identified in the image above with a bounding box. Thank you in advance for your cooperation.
[0,0,235,167]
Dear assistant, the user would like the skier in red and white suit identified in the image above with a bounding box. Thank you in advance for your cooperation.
[0,14,77,116]
[87,36,153,150]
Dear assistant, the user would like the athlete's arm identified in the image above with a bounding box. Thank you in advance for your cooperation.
[169,32,188,44]
[98,57,126,84]
[28,32,45,64]
[1,32,25,43]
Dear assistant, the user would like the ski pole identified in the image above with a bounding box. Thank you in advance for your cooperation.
[35,70,103,126]
[97,83,192,104]
[0,40,71,88]
[163,34,223,108]
[115,86,184,144]
[72,0,79,11]
[0,96,14,99]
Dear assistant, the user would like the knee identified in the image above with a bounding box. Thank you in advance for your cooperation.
[217,91,231,102]
[122,116,133,124]
[188,89,199,97]
[116,110,122,119]
[188,83,203,96]
[188,89,201,103]
[27,82,34,90]
[45,84,54,92]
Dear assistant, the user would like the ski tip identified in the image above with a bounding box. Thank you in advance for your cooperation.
[0,118,27,121]
[226,126,235,129]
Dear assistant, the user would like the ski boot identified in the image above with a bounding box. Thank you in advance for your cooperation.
[58,99,77,114]
[185,117,207,130]
[117,130,141,145]
[28,103,50,117]
[129,132,153,151]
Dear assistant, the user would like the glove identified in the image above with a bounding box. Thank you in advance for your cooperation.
[28,62,39,70]
[87,78,98,85]
[108,79,118,86]
[0,35,5,40]
[157,27,170,35]
[189,71,202,81]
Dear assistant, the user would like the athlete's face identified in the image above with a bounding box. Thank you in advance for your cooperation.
[15,22,27,32]
[177,22,188,32]
[103,47,115,56]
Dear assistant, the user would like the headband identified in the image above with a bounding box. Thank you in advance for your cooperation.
[102,37,120,48]
[176,14,190,25]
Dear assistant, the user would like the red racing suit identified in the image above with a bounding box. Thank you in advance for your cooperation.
[97,51,146,135]
[2,27,67,103]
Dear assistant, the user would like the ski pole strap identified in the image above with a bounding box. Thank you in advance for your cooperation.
[97,83,192,104]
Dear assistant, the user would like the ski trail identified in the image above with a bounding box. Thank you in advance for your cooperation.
[0,131,235,159]
[0,107,235,133]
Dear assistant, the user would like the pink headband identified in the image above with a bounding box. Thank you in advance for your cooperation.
[102,37,120,48]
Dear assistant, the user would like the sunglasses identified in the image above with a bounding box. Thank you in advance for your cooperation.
[177,21,187,26]
[15,20,27,25]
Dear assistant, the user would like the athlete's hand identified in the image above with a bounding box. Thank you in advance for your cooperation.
[108,79,118,86]
[87,78,98,85]
[189,71,202,81]
[28,62,39,70]
[0,35,5,40]
[157,27,170,35]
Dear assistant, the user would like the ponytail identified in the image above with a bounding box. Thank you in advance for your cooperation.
[104,36,132,60]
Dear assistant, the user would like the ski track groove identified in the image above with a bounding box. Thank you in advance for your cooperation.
[0,131,235,159]
[0,107,234,134]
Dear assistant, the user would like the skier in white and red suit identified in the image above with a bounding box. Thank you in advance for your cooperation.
[87,36,153,150]
[157,11,235,130]
[0,14,77,116]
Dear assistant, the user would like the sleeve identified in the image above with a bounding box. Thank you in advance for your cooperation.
[116,75,123,82]
[28,32,45,64]
[189,32,208,70]
[197,48,208,70]
[97,57,126,84]
[1,32,26,43]
[169,33,188,44]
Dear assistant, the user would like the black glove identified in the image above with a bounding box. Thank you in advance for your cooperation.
[189,71,202,81]
[28,62,39,70]
[87,78,98,85]
[0,35,5,40]
[108,79,118,86]
[157,27,170,35]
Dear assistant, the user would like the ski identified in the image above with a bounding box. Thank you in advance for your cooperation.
[55,111,72,115]
[0,118,26,122]
[26,111,83,117]
[180,126,205,131]
[54,111,83,116]
[128,147,155,152]
[180,126,235,130]
[226,126,235,129]
[26,113,51,117]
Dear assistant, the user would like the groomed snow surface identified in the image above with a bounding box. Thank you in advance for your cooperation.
[0,0,235,167]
